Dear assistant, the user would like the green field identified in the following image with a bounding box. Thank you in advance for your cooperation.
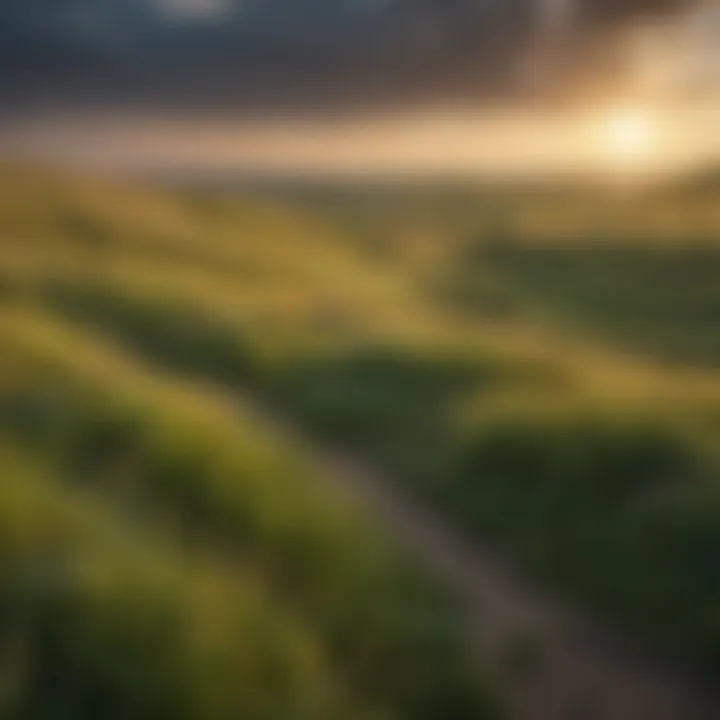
[0,168,497,719]
[1,164,720,716]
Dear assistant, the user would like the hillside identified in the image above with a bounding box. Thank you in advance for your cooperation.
[0,167,498,719]
[1,165,720,717]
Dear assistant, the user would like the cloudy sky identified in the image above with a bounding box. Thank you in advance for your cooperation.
[0,0,698,112]
[0,0,717,176]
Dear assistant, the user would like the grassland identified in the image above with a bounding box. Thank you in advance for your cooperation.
[1,163,720,715]
[0,168,497,719]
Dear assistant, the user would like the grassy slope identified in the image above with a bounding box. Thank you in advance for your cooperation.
[1,164,720,687]
[0,170,498,719]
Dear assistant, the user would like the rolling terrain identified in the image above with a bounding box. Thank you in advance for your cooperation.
[1,165,720,717]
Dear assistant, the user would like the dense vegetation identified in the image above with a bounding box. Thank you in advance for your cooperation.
[1,164,720,715]
[0,169,497,719]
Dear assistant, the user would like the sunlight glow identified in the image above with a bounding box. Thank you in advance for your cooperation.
[601,109,656,164]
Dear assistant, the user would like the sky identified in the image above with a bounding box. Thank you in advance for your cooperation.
[0,0,700,112]
[0,0,717,177]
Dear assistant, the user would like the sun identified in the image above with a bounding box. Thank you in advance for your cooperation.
[601,109,656,163]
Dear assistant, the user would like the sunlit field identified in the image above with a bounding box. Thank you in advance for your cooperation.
[2,163,720,717]
[0,166,499,719]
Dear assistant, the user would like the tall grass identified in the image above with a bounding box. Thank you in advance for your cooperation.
[0,307,496,718]
[2,163,720,702]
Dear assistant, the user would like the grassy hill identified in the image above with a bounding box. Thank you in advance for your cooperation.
[0,167,498,719]
[1,164,720,715]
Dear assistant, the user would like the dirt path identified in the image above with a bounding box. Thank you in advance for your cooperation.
[241,401,718,720]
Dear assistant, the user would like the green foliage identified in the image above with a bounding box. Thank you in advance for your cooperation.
[472,243,720,364]
[2,163,720,716]
[0,450,351,720]
[0,168,503,719]
[0,311,496,719]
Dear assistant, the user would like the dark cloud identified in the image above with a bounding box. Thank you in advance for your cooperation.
[0,0,694,115]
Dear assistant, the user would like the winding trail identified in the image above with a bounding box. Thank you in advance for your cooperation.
[242,400,718,720]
